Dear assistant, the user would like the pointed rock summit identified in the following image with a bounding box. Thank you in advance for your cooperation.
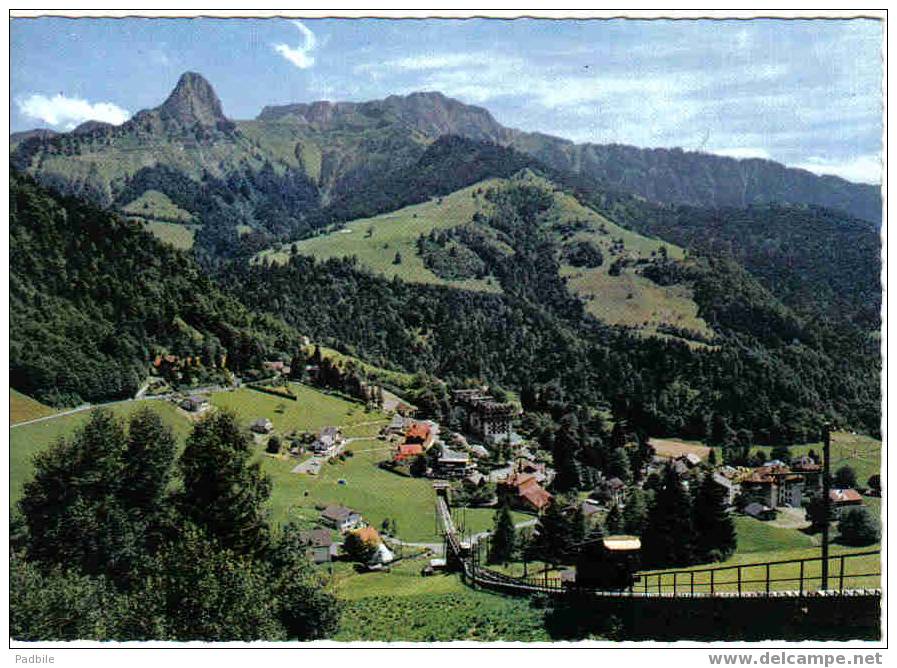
[129,72,231,132]
[159,72,227,126]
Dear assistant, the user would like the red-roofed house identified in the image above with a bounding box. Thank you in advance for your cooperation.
[829,488,864,517]
[499,472,552,512]
[404,423,434,449]
[394,443,424,462]
[740,465,804,509]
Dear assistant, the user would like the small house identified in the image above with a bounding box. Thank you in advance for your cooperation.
[581,499,603,520]
[434,449,472,479]
[683,453,702,467]
[487,464,515,484]
[394,442,424,462]
[263,360,287,374]
[181,395,209,413]
[321,505,363,533]
[251,418,274,434]
[312,426,344,457]
[403,422,434,450]
[464,471,486,487]
[384,414,409,435]
[829,488,864,517]
[744,502,776,521]
[606,477,626,505]
[499,472,552,512]
[298,528,334,564]
[469,444,490,459]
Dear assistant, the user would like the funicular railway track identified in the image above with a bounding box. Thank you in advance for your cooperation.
[435,495,881,600]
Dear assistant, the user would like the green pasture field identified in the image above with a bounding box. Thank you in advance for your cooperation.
[10,389,57,425]
[331,555,549,641]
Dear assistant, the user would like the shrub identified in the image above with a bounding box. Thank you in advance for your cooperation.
[838,507,880,546]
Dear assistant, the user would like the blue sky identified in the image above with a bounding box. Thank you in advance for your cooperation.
[11,17,883,184]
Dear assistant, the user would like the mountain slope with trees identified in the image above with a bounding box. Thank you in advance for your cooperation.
[217,178,880,445]
[9,170,296,406]
[587,193,882,328]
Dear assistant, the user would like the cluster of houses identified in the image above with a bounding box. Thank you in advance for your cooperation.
[655,451,866,523]
[382,399,557,514]
[298,504,394,568]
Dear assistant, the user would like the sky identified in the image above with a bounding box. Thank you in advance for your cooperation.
[10,17,884,184]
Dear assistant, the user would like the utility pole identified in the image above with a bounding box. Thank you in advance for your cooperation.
[821,423,831,590]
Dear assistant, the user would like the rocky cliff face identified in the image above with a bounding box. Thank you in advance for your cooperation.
[512,139,881,224]
[259,90,515,143]
[260,88,880,223]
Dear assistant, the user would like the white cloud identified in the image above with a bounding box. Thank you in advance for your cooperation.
[371,53,488,72]
[711,147,772,160]
[17,93,130,130]
[273,20,317,69]
[792,154,882,185]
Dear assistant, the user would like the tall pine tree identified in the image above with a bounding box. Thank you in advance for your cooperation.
[552,414,583,492]
[692,473,737,562]
[121,407,177,517]
[488,503,516,564]
[622,487,649,536]
[528,502,573,564]
[605,503,625,534]
[178,411,272,557]
[642,465,696,567]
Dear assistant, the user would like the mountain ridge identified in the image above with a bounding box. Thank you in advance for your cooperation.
[11,72,880,224]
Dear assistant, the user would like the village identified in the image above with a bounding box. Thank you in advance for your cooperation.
[164,356,878,580]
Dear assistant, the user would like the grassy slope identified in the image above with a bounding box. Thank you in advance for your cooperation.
[542,187,713,340]
[140,221,198,250]
[10,389,57,425]
[256,180,503,293]
[10,399,192,506]
[121,189,195,222]
[332,556,549,641]
[259,173,712,343]
[10,382,511,544]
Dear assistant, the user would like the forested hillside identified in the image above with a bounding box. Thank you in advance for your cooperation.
[589,194,882,327]
[217,179,880,445]
[10,171,296,406]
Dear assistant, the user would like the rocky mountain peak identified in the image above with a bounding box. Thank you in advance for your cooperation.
[157,72,227,127]
[257,90,516,143]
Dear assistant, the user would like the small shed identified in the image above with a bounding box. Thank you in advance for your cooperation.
[181,395,209,412]
[744,502,776,520]
[251,418,274,434]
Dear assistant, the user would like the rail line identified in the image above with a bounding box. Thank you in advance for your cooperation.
[435,495,881,600]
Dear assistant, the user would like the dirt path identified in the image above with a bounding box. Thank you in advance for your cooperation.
[11,383,230,429]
